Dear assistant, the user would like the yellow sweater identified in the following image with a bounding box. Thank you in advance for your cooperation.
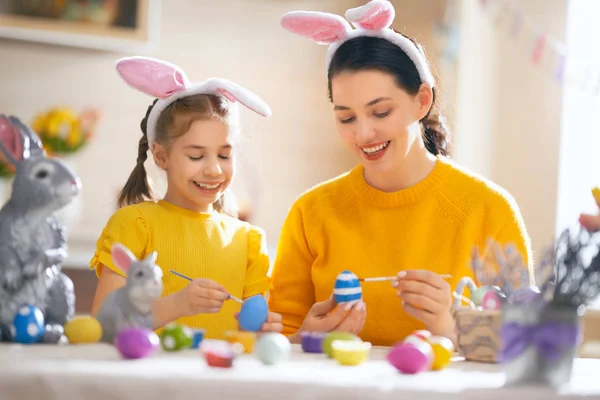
[90,200,270,339]
[268,155,532,347]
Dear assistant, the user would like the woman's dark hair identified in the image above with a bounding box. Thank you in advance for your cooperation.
[327,35,450,157]
[117,94,238,218]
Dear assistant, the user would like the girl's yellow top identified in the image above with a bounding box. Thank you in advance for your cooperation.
[90,200,270,339]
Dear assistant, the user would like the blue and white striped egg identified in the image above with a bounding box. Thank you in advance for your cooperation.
[334,270,362,304]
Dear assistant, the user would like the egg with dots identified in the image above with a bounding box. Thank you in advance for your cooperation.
[11,305,44,344]
[115,327,160,359]
[238,295,268,332]
[160,323,193,351]
[333,270,362,305]
[387,332,434,374]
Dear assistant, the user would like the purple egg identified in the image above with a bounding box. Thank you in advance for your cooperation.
[115,328,160,360]
[387,341,433,374]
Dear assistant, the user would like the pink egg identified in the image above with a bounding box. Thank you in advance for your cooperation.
[115,328,160,360]
[481,290,502,310]
[387,340,434,374]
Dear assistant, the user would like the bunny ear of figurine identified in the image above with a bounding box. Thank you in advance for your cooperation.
[0,115,44,166]
[112,243,137,274]
[280,0,435,87]
[115,56,272,145]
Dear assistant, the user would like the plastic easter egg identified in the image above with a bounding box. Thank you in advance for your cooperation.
[322,331,362,358]
[301,332,327,353]
[331,340,371,366]
[238,295,268,332]
[388,338,434,374]
[333,270,362,304]
[115,328,159,359]
[427,336,454,370]
[256,333,291,365]
[64,316,102,344]
[11,305,44,344]
[160,323,193,351]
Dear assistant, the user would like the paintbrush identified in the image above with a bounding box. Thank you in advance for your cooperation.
[169,270,244,304]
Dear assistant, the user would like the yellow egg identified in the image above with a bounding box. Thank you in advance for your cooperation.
[427,335,454,370]
[64,316,102,344]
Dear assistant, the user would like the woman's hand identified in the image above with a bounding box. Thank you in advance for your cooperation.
[290,297,366,342]
[393,270,454,338]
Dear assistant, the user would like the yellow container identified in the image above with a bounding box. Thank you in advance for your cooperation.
[224,330,256,354]
[331,340,371,366]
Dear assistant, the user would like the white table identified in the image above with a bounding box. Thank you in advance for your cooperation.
[1,342,599,400]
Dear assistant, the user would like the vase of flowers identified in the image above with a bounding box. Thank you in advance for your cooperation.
[30,106,100,231]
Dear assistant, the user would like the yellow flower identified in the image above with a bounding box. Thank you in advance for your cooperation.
[66,127,81,147]
[32,113,48,134]
[45,108,78,139]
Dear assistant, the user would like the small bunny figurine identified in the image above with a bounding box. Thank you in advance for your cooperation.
[0,115,80,343]
[96,243,163,344]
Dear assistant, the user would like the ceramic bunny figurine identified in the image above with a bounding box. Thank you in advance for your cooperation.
[0,115,80,343]
[96,243,163,344]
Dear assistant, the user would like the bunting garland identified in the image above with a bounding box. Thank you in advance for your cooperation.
[479,0,600,97]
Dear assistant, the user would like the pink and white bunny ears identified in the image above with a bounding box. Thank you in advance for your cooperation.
[115,56,272,144]
[281,0,435,88]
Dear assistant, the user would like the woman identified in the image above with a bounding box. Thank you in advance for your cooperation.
[268,0,533,346]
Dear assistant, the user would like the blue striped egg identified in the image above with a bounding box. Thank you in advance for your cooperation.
[333,270,362,304]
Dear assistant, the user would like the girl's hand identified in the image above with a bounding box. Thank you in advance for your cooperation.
[176,278,230,316]
[393,270,454,338]
[290,297,366,342]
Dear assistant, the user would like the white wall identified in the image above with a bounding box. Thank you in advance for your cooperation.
[0,0,445,262]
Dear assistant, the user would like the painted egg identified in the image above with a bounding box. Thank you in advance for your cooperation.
[115,327,159,359]
[481,290,502,310]
[160,323,193,351]
[64,316,102,344]
[322,331,362,358]
[256,333,291,365]
[388,336,434,374]
[409,330,432,342]
[11,305,44,344]
[427,335,454,370]
[333,270,362,304]
[238,295,269,332]
[300,332,327,353]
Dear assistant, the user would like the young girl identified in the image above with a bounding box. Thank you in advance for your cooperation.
[90,56,282,339]
[269,0,533,346]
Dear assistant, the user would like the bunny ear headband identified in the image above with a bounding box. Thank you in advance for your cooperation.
[281,0,435,88]
[115,56,272,145]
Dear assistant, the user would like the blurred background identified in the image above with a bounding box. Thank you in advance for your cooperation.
[0,0,599,319]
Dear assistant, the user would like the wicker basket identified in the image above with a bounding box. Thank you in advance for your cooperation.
[453,307,502,363]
